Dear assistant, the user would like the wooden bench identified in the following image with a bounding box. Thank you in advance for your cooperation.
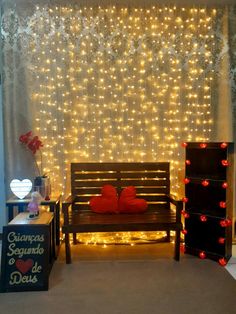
[62,162,183,263]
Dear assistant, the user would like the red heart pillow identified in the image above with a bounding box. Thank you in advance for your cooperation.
[90,185,119,214]
[118,186,148,213]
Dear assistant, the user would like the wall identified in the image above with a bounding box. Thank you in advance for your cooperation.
[0,86,6,232]
[0,5,6,232]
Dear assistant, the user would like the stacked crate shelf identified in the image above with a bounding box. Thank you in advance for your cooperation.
[183,142,234,264]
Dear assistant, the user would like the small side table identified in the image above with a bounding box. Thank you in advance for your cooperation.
[6,195,61,254]
[1,212,55,292]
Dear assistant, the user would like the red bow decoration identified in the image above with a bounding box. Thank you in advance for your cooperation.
[28,136,43,154]
[19,132,43,154]
[19,131,44,176]
[19,131,32,145]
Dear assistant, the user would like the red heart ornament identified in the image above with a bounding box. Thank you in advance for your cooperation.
[183,178,190,184]
[219,201,226,208]
[226,219,232,226]
[219,258,227,266]
[221,160,229,167]
[220,219,228,227]
[218,237,225,244]
[182,197,188,203]
[89,185,119,214]
[201,180,209,187]
[200,215,207,222]
[222,182,228,189]
[181,210,190,219]
[118,186,148,213]
[180,244,186,253]
[15,259,34,274]
[199,251,206,259]
[220,142,228,149]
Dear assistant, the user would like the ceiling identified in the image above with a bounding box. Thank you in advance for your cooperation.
[3,0,236,8]
[3,0,236,4]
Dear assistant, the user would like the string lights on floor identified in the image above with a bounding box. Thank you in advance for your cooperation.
[67,231,174,247]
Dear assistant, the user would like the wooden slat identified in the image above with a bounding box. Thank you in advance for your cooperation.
[71,163,170,202]
[71,201,170,212]
[71,194,168,203]
[71,210,176,223]
[72,179,169,188]
[118,179,169,187]
[62,223,180,233]
[74,186,169,195]
[71,162,169,172]
[72,171,169,180]
[67,210,179,232]
[73,172,118,180]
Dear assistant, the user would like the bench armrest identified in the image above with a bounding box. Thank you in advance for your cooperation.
[167,194,182,206]
[167,194,183,223]
[62,195,76,225]
[63,195,76,204]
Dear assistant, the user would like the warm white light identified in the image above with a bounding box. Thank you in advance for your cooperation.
[10,179,33,199]
[30,5,216,201]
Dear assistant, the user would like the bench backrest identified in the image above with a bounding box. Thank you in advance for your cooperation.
[71,162,170,211]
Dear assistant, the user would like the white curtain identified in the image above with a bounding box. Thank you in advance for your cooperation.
[1,0,235,198]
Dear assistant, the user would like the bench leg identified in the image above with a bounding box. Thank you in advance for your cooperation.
[73,232,77,244]
[174,229,180,261]
[65,233,72,264]
[166,230,170,242]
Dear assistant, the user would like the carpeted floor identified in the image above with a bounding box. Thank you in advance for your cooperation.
[1,243,236,314]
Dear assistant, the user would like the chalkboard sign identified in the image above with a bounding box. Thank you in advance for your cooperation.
[0,221,51,292]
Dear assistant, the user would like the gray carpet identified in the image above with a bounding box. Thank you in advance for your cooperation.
[1,243,236,314]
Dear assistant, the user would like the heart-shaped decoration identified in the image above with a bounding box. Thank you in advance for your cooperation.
[10,179,33,199]
[15,259,34,274]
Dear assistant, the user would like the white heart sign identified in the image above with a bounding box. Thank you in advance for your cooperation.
[10,179,33,199]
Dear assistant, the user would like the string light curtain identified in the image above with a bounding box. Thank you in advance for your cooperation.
[1,1,235,198]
